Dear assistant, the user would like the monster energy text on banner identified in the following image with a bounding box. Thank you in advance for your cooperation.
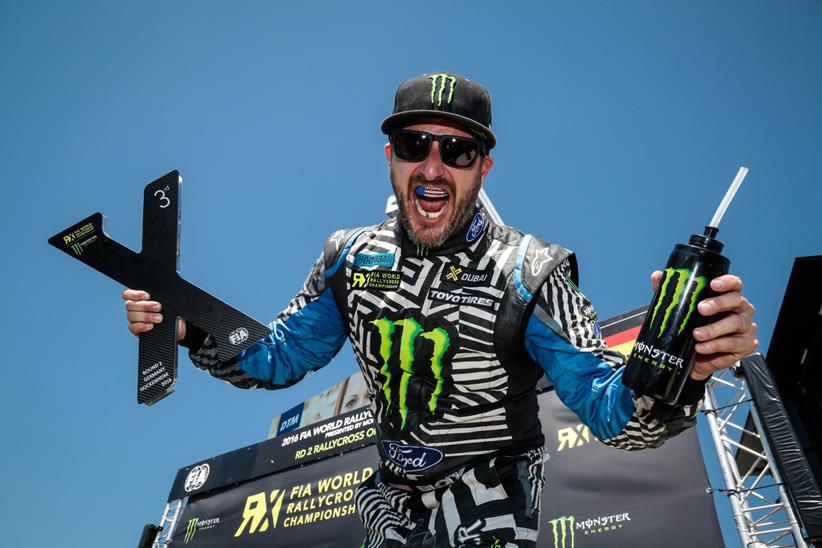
[548,512,634,548]
[184,517,220,544]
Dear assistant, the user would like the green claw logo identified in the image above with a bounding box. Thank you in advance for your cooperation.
[428,74,457,107]
[650,268,707,336]
[370,317,450,428]
[184,517,199,544]
[549,515,575,548]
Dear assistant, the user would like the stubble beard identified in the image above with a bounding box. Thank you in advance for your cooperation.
[389,166,482,248]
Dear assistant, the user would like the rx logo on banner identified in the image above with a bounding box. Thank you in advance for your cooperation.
[557,424,591,452]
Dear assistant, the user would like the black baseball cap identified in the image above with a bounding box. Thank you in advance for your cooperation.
[381,72,496,150]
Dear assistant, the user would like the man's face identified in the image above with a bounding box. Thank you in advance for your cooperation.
[385,122,494,248]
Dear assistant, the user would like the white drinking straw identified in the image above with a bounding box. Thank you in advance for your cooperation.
[709,167,749,229]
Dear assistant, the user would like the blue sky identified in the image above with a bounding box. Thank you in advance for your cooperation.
[2,1,821,546]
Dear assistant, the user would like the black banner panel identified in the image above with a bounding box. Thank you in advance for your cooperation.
[169,389,722,547]
[742,354,822,543]
[537,390,723,547]
[167,409,376,501]
[172,447,373,547]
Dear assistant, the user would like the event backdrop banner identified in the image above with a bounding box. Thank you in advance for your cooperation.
[170,389,722,547]
[537,390,723,547]
[172,446,372,547]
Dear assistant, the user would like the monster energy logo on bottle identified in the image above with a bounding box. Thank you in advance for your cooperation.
[428,73,457,107]
[370,317,450,429]
[650,267,707,337]
[184,517,199,544]
[549,515,575,548]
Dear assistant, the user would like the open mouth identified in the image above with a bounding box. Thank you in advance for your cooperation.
[413,184,450,220]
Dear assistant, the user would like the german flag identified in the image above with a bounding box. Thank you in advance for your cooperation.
[601,306,647,357]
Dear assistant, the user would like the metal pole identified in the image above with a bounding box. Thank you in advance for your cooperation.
[478,188,504,225]
[703,384,756,547]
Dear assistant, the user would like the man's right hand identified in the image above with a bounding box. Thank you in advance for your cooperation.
[122,289,186,340]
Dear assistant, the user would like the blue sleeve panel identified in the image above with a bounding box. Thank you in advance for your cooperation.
[524,314,634,441]
[234,289,347,386]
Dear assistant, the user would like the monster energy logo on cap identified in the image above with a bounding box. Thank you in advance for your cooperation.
[381,72,497,149]
[428,73,457,107]
[549,515,575,548]
[650,267,707,336]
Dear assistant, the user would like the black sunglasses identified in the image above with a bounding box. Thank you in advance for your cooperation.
[390,130,487,169]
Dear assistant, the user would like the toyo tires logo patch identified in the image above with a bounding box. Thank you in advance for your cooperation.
[381,441,444,472]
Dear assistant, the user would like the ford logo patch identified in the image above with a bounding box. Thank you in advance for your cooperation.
[381,441,444,473]
[465,211,485,243]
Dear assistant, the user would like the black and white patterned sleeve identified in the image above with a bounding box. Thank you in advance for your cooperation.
[181,251,347,390]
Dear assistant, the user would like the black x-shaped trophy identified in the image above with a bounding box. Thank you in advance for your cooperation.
[48,171,271,406]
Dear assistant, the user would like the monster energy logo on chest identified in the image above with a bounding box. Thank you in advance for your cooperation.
[650,267,707,336]
[370,317,450,428]
[429,73,457,107]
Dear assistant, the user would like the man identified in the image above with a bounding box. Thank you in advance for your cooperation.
[123,72,757,547]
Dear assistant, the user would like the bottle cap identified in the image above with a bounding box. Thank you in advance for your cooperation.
[689,226,724,253]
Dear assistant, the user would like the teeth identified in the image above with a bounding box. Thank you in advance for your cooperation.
[414,196,448,219]
[416,185,449,199]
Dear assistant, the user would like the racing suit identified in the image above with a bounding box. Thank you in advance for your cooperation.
[181,210,706,547]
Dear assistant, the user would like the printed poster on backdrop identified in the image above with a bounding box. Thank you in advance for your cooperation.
[268,371,372,439]
[171,390,722,547]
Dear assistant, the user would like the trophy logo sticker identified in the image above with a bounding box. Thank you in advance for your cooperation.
[229,327,250,345]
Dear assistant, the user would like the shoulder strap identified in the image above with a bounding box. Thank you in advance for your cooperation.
[323,228,366,278]
[513,234,575,303]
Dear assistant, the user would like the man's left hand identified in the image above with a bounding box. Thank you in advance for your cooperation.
[650,272,758,381]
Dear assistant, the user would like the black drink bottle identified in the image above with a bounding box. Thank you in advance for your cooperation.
[621,226,729,403]
[621,166,747,404]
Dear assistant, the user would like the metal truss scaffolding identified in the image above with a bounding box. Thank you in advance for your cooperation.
[151,498,184,548]
[702,366,808,547]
